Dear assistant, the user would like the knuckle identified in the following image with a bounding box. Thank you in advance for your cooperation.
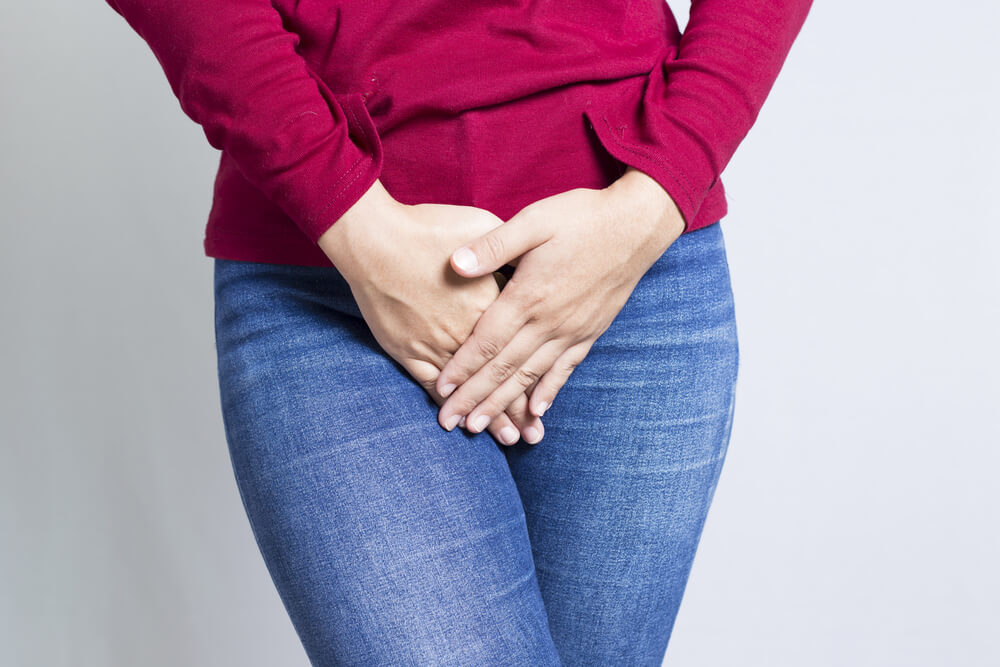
[489,358,518,383]
[562,312,589,338]
[435,324,467,351]
[475,336,503,361]
[538,312,564,337]
[483,234,506,263]
[513,366,540,387]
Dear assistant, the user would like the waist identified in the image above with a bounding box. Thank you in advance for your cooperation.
[374,79,634,220]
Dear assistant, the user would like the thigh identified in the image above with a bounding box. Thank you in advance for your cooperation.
[212,259,560,666]
[503,221,740,666]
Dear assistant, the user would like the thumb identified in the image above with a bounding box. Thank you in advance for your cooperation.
[450,213,548,277]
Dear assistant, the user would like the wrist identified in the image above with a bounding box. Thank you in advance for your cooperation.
[609,166,687,249]
[316,179,403,281]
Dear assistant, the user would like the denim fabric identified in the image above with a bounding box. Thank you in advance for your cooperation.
[213,220,739,666]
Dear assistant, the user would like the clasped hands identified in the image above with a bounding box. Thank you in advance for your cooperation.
[317,166,687,447]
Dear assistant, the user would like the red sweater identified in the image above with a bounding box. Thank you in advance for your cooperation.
[105,0,812,268]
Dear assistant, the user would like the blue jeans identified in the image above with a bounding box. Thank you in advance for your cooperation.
[213,220,739,666]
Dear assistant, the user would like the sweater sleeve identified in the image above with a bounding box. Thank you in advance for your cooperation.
[104,0,383,245]
[583,0,813,231]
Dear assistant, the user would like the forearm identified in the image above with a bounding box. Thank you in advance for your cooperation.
[607,166,688,256]
[316,179,407,282]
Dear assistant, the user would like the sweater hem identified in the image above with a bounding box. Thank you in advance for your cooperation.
[202,192,728,269]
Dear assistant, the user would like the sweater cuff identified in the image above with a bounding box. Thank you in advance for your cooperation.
[582,64,718,232]
[295,91,385,245]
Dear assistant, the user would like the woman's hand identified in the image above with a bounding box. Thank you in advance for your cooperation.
[432,167,688,437]
[317,180,545,446]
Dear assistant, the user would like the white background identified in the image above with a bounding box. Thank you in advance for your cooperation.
[2,1,997,665]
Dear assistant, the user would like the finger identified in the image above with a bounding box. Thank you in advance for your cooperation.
[486,410,524,447]
[500,391,545,445]
[528,341,593,417]
[450,211,553,278]
[435,286,534,399]
[413,355,538,446]
[401,358,474,429]
[403,357,446,401]
[462,340,566,437]
[438,323,550,431]
[397,355,536,448]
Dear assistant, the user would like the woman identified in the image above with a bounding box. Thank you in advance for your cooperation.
[105,0,812,663]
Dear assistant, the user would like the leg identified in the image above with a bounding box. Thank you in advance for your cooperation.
[503,221,740,665]
[213,259,562,666]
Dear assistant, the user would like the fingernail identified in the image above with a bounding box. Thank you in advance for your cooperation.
[471,414,490,432]
[458,415,467,428]
[536,400,549,416]
[499,426,519,445]
[453,246,478,272]
[441,382,456,398]
[444,414,461,430]
[524,426,541,444]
